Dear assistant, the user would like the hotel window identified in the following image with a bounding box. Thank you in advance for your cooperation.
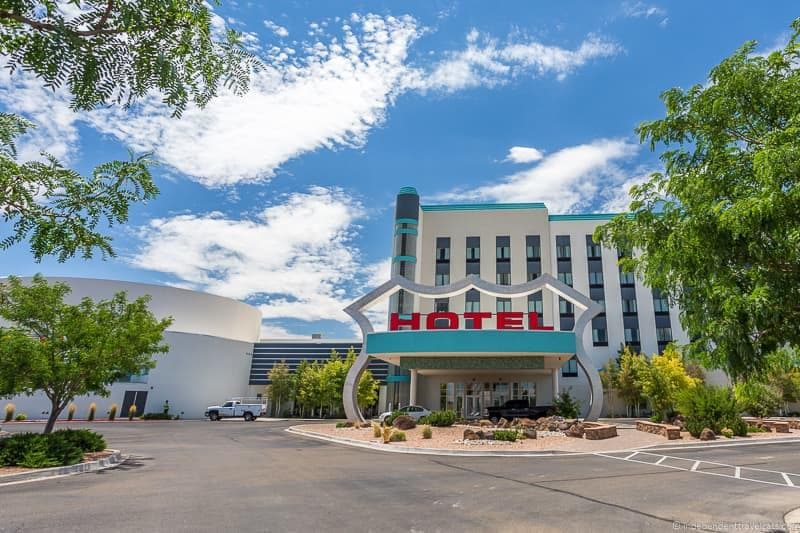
[559,300,574,315]
[624,328,640,343]
[586,243,602,259]
[619,271,636,285]
[434,299,449,313]
[653,296,670,313]
[588,271,604,286]
[656,327,673,342]
[621,298,638,314]
[556,244,571,260]
[496,298,512,312]
[435,273,450,286]
[496,236,511,261]
[592,328,608,345]
[527,272,538,282]
[526,244,541,260]
[436,237,450,262]
[562,357,578,377]
[496,272,511,285]
[466,246,480,261]
[527,298,543,314]
[558,272,573,286]
[465,300,481,313]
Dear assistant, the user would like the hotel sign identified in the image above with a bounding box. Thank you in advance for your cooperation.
[389,312,554,331]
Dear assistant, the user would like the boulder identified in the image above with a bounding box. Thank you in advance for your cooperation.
[463,428,480,440]
[699,428,716,441]
[521,428,537,439]
[518,418,536,428]
[392,415,417,430]
[479,419,494,428]
[497,418,510,428]
[557,422,569,431]
[565,422,585,438]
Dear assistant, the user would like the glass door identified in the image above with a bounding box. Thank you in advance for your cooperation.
[465,382,482,419]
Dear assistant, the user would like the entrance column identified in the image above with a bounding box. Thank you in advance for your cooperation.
[552,367,560,401]
[409,369,418,405]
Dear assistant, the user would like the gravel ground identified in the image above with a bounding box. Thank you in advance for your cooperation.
[298,423,799,452]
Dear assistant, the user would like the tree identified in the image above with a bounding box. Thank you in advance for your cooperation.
[599,357,620,418]
[357,369,379,411]
[617,347,647,417]
[638,345,698,421]
[266,360,294,417]
[0,275,172,433]
[595,19,800,380]
[0,1,258,261]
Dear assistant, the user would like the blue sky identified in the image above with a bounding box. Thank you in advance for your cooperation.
[1,1,796,339]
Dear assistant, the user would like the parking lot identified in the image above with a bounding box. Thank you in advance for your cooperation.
[1,420,799,532]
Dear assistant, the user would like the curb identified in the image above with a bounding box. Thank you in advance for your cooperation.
[0,449,124,486]
[286,426,800,458]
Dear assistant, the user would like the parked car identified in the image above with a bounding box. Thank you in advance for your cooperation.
[205,400,265,421]
[485,399,551,421]
[378,405,431,423]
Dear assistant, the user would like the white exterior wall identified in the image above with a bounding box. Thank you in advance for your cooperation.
[1,278,261,420]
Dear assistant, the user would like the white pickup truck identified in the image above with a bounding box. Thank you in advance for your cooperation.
[205,400,264,421]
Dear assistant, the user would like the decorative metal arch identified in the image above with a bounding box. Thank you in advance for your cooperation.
[343,273,604,423]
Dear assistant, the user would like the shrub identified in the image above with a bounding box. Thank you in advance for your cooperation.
[721,428,734,439]
[128,404,137,420]
[335,422,347,428]
[383,411,403,426]
[493,429,521,442]
[108,404,118,421]
[15,413,27,421]
[67,403,76,421]
[382,426,393,444]
[424,410,457,427]
[141,412,171,420]
[748,425,768,433]
[734,381,782,418]
[0,431,95,468]
[389,430,406,442]
[53,429,106,452]
[422,426,432,439]
[87,402,96,421]
[4,403,15,422]
[676,386,746,438]
[553,391,580,419]
[372,422,382,438]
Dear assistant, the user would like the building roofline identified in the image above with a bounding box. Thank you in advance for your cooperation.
[421,202,546,212]
[548,213,620,221]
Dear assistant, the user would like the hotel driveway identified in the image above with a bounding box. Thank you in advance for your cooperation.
[0,420,798,532]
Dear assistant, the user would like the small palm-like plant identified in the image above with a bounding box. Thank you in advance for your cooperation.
[382,426,393,444]
[67,403,77,421]
[4,403,15,423]
[372,422,382,438]
[108,403,118,421]
[422,425,432,439]
[128,404,137,420]
[88,402,97,421]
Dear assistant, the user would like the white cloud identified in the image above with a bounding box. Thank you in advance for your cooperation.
[131,187,370,323]
[412,32,621,91]
[434,139,639,213]
[85,14,422,187]
[260,324,307,339]
[621,2,667,18]
[264,19,289,38]
[599,169,652,212]
[505,146,544,164]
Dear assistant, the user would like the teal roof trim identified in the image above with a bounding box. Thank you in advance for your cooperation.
[392,255,417,263]
[548,213,620,221]
[395,217,419,225]
[421,203,546,212]
[395,228,418,236]
[398,187,418,195]
[365,330,576,355]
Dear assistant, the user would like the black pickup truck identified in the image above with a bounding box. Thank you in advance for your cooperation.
[485,399,551,421]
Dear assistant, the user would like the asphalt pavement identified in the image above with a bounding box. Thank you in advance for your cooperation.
[0,420,798,532]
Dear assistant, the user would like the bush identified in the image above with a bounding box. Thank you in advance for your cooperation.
[389,430,406,442]
[676,386,746,438]
[67,403,76,421]
[87,402,96,421]
[15,413,27,421]
[335,422,347,428]
[424,410,457,427]
[493,429,521,442]
[128,404,137,420]
[748,425,768,433]
[553,391,580,419]
[383,411,403,426]
[734,381,782,418]
[141,412,171,420]
[108,403,118,421]
[422,426,432,439]
[53,429,106,452]
[4,403,15,422]
[372,422,382,438]
[721,428,734,439]
[0,431,96,468]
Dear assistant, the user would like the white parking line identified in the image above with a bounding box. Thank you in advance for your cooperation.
[594,451,800,490]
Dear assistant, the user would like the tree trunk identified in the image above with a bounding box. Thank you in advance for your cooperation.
[44,399,66,434]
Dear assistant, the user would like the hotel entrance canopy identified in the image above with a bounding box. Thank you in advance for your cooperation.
[343,273,604,423]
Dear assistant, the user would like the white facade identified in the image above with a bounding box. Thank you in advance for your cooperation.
[2,277,261,420]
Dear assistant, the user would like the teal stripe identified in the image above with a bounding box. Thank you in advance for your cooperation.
[398,187,418,195]
[386,374,411,383]
[421,203,546,212]
[366,330,576,355]
[395,217,419,224]
[548,213,620,221]
[394,228,418,235]
[392,255,417,263]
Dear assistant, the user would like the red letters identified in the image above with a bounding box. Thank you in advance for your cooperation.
[426,312,459,330]
[463,312,492,329]
[389,312,553,331]
[497,312,524,329]
[527,311,553,331]
[389,312,420,331]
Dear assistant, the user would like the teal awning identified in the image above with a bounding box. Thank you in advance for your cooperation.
[365,330,576,355]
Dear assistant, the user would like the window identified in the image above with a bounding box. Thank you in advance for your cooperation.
[466,246,480,261]
[559,299,574,315]
[496,272,511,285]
[528,298,543,314]
[496,246,511,260]
[592,328,608,345]
[558,272,573,286]
[620,271,636,285]
[526,244,540,260]
[527,272,538,282]
[588,271,604,286]
[624,328,640,343]
[653,297,670,313]
[621,299,638,314]
[435,273,450,286]
[593,299,605,311]
[586,243,602,259]
[496,298,512,312]
[556,244,571,259]
[436,246,450,261]
[435,300,449,312]
[465,300,480,313]
[656,327,673,342]
[562,358,578,377]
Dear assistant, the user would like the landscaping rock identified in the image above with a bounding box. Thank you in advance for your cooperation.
[497,418,510,428]
[392,415,416,430]
[636,420,682,440]
[557,422,569,431]
[699,428,716,441]
[463,428,480,440]
[521,428,537,439]
[479,419,494,428]
[518,418,536,428]
[565,422,585,438]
